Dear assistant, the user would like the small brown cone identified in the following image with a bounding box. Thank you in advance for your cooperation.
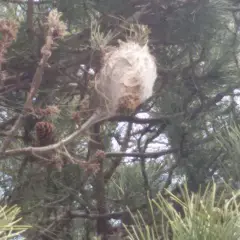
[35,121,55,146]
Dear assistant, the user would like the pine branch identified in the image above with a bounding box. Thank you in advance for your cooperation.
[108,112,184,124]
[104,123,132,182]
[0,86,229,157]
[0,9,66,153]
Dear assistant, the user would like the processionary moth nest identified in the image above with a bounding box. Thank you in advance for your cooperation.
[70,40,158,135]
[95,40,157,113]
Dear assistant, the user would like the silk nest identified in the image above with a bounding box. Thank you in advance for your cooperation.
[95,40,157,113]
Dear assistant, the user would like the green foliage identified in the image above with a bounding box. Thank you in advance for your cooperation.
[217,122,240,157]
[0,205,31,239]
[216,122,240,182]
[58,0,95,30]
[107,162,167,207]
[125,183,240,240]
[123,23,150,45]
[1,0,240,238]
[90,19,116,49]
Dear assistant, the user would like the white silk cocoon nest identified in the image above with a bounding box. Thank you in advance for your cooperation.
[95,40,157,113]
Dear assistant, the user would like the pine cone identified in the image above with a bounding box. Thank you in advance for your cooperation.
[72,111,81,122]
[35,121,55,146]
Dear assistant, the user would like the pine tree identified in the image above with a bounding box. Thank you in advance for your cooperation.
[0,0,240,239]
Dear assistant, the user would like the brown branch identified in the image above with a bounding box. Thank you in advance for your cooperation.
[0,140,177,161]
[0,89,227,158]
[0,114,24,153]
[27,0,34,40]
[189,93,225,121]
[105,148,178,158]
[1,111,112,158]
[70,187,165,221]
[0,37,51,152]
[70,164,180,222]
[0,10,66,153]
[70,197,151,221]
[108,112,184,124]
[0,87,226,157]
[24,37,53,110]
[104,123,132,182]
[70,210,129,220]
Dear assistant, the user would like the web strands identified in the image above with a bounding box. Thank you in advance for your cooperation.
[95,41,157,113]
